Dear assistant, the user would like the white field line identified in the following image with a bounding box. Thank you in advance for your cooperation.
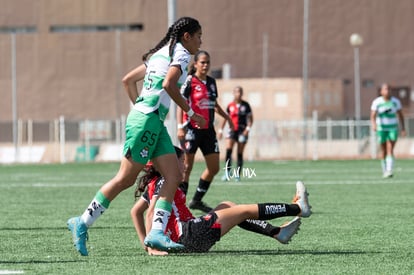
[0,182,102,188]
[0,271,25,275]
[0,179,400,188]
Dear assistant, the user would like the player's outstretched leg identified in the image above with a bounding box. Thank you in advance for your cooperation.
[274,216,301,244]
[144,229,185,251]
[293,181,312,217]
[67,216,89,256]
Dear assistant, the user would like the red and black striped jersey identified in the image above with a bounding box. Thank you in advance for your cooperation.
[227,100,252,131]
[181,75,218,129]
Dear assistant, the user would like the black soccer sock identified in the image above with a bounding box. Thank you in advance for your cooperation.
[192,179,211,202]
[238,219,280,237]
[257,203,300,220]
[179,181,189,195]
[237,153,243,171]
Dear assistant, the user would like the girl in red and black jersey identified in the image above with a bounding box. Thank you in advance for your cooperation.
[218,86,253,181]
[177,51,234,212]
[131,146,312,255]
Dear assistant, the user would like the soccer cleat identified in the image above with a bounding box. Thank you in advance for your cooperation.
[275,216,301,244]
[67,216,89,256]
[144,230,185,251]
[292,181,312,218]
[221,174,229,182]
[383,171,393,178]
[189,200,213,213]
[234,176,241,182]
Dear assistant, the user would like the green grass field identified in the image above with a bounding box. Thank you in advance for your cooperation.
[1,159,413,275]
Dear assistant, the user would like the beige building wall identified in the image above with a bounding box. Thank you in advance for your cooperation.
[0,0,168,121]
[216,78,344,122]
[0,0,413,123]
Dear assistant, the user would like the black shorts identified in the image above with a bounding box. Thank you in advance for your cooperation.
[227,128,248,143]
[182,126,219,155]
[178,212,221,253]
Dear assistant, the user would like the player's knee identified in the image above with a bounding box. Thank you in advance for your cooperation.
[183,166,193,176]
[215,201,235,210]
[208,164,220,176]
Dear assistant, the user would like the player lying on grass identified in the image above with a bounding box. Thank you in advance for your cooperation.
[130,147,312,255]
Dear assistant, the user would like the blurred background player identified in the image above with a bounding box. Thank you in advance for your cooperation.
[177,50,233,212]
[218,86,253,181]
[130,146,311,255]
[67,17,206,255]
[370,83,406,178]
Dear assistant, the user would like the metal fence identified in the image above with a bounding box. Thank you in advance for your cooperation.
[1,114,413,163]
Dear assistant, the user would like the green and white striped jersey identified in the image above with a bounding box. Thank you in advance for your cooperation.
[370,96,402,131]
[134,42,190,121]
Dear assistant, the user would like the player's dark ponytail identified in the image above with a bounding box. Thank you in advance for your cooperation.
[134,164,161,199]
[142,17,201,62]
[134,146,183,199]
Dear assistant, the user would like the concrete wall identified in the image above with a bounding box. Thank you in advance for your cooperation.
[216,78,344,121]
[1,0,413,122]
[2,138,413,164]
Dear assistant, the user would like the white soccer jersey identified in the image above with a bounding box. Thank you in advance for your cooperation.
[134,42,191,121]
[370,96,402,131]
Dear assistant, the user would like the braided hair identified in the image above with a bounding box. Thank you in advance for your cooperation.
[142,17,201,62]
[134,146,184,200]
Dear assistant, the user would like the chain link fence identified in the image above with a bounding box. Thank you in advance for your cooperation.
[1,114,413,163]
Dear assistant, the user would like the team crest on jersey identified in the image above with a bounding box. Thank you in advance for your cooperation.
[139,146,149,158]
[195,84,202,91]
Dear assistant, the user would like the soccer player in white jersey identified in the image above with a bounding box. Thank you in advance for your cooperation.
[67,17,206,256]
[370,83,406,178]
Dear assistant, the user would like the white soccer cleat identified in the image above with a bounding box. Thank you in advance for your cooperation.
[383,171,393,178]
[293,181,312,218]
[275,216,301,244]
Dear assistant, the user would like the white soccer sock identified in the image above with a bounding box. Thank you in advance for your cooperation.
[385,155,394,172]
[381,160,386,173]
[151,199,172,231]
[80,191,110,227]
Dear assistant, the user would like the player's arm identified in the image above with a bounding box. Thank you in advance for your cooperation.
[122,64,146,103]
[245,112,253,135]
[370,110,377,132]
[397,109,406,136]
[176,105,186,140]
[130,198,149,250]
[177,76,191,140]
[217,105,230,139]
[163,65,206,128]
[215,102,234,131]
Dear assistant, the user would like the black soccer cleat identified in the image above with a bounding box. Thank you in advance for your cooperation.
[189,200,213,213]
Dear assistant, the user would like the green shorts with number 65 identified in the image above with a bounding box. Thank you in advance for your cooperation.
[123,109,175,164]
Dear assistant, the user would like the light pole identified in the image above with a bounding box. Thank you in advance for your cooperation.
[350,33,363,150]
[11,32,19,161]
[302,0,309,160]
[167,0,178,145]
